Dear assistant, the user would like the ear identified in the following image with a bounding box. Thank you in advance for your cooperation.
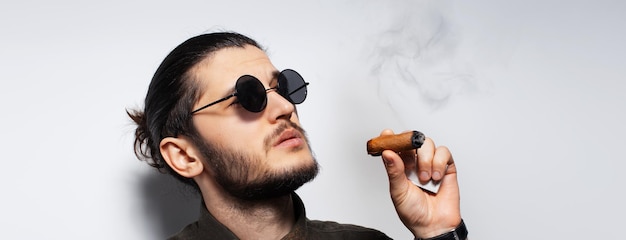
[159,136,204,178]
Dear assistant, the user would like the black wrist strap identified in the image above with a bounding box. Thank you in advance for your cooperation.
[416,219,468,240]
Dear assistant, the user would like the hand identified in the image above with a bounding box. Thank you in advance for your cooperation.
[378,129,462,238]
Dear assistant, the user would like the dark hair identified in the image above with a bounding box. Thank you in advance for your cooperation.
[128,32,262,191]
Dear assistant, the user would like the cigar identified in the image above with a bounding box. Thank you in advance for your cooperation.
[366,131,425,156]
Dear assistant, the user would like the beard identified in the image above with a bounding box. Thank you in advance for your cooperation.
[190,121,319,201]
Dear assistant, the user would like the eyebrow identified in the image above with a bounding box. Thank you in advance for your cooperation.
[220,70,280,100]
[223,70,281,97]
[268,70,280,87]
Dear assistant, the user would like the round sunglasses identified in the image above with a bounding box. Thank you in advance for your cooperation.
[191,69,309,114]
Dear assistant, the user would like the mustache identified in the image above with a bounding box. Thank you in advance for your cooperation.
[263,121,307,151]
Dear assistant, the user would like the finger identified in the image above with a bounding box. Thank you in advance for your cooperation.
[416,137,435,182]
[381,150,413,199]
[431,146,452,181]
[380,129,395,136]
[399,150,417,176]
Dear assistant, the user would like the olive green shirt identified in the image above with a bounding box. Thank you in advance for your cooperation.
[168,193,391,240]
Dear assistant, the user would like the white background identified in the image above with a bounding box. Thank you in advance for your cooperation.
[1,0,625,239]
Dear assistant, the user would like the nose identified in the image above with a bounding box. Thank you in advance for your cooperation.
[265,90,295,122]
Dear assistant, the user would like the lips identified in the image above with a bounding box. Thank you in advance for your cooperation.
[273,128,303,148]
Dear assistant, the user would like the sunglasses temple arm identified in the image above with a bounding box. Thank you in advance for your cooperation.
[190,95,234,114]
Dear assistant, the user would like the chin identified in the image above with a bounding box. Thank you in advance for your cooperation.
[235,156,319,201]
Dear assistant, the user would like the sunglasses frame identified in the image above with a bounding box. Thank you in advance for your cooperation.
[190,69,308,114]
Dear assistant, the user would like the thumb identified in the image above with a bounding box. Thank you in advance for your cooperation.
[381,150,412,199]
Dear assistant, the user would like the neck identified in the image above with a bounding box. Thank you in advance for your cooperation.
[201,186,296,240]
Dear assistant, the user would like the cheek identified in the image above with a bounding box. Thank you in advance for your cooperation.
[205,119,265,150]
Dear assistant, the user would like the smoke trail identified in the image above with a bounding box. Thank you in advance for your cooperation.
[368,1,479,113]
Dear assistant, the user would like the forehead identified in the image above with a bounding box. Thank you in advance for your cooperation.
[191,45,276,92]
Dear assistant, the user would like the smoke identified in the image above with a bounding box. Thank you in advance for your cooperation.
[368,1,480,113]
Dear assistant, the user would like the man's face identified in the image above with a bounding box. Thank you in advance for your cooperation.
[189,45,318,200]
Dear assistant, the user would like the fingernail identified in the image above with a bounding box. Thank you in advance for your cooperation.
[420,171,430,180]
[432,171,441,180]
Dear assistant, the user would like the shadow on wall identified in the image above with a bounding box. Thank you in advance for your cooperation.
[139,169,201,238]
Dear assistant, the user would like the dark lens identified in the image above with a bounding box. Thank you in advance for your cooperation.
[235,75,267,112]
[278,69,308,104]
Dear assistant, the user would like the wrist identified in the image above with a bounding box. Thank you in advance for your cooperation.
[415,219,468,240]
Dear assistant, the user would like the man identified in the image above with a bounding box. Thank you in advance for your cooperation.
[129,32,467,239]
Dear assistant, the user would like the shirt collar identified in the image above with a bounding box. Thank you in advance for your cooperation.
[194,192,308,239]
